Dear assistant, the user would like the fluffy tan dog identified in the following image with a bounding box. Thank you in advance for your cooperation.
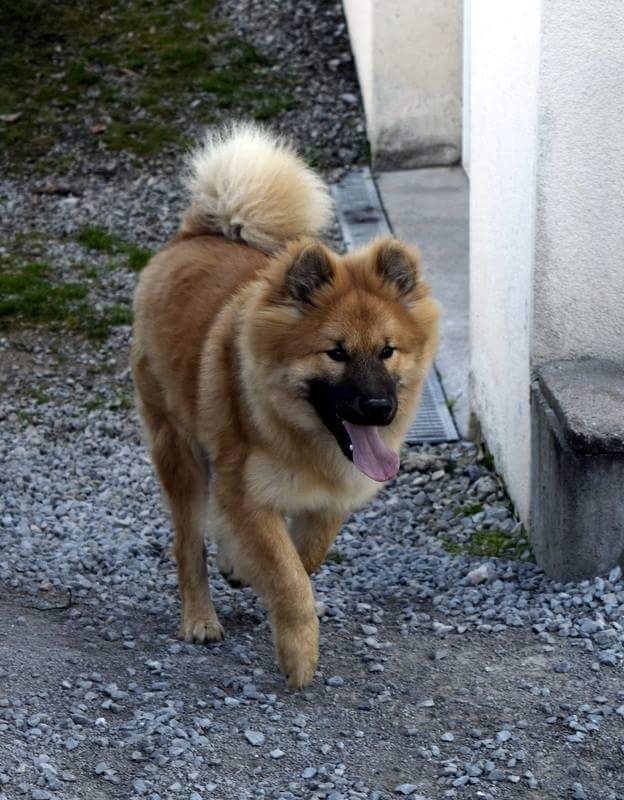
[131,124,439,687]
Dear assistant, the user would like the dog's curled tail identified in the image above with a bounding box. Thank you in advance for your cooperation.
[181,123,333,253]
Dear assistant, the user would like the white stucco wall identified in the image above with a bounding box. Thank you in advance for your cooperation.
[468,1,541,521]
[343,0,462,169]
[470,1,624,524]
[461,0,471,176]
[533,3,624,364]
[342,0,373,125]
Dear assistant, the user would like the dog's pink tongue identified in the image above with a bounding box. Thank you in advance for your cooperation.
[342,422,400,482]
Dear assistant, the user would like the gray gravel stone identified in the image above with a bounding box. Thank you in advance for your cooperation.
[244,730,265,747]
[2,16,624,789]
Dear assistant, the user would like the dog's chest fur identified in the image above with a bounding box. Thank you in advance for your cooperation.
[244,450,379,515]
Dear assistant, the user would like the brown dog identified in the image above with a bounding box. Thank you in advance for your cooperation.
[131,124,439,687]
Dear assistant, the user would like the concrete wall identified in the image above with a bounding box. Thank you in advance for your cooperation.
[469,0,624,524]
[342,0,373,124]
[461,0,471,176]
[343,0,462,169]
[533,3,624,365]
[468,1,541,521]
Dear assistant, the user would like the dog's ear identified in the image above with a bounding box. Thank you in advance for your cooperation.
[375,239,420,297]
[284,242,334,305]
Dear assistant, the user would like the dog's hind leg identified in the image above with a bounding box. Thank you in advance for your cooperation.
[289,510,344,575]
[151,422,224,643]
[134,359,222,643]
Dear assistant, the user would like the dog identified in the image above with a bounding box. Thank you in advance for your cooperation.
[131,124,439,687]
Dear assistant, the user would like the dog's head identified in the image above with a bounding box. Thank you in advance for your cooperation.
[246,237,439,481]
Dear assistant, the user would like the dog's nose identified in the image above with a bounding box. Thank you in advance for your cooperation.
[360,396,396,424]
[343,395,397,425]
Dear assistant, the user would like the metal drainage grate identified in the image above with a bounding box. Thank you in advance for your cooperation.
[406,370,459,443]
[331,167,460,443]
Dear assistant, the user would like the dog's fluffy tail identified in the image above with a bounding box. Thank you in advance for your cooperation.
[180,123,333,253]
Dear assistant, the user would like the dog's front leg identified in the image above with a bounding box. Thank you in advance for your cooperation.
[289,509,345,574]
[213,481,319,688]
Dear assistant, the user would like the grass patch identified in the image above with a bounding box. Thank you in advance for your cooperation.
[104,120,180,158]
[454,503,484,518]
[0,256,133,339]
[0,0,295,169]
[77,304,133,340]
[85,397,106,412]
[16,410,34,426]
[76,225,152,271]
[126,246,152,272]
[24,386,50,404]
[86,391,133,413]
[326,551,344,565]
[76,226,124,254]
[466,529,521,558]
[0,261,88,326]
[440,537,462,556]
[441,527,535,562]
[481,450,496,472]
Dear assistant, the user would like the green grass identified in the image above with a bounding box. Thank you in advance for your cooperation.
[86,391,133,412]
[0,261,88,326]
[76,226,152,271]
[0,256,133,339]
[0,0,295,169]
[440,537,462,556]
[76,226,124,254]
[126,246,152,272]
[24,386,50,404]
[481,450,496,472]
[104,121,180,157]
[454,503,484,518]
[466,529,522,558]
[441,526,535,562]
[326,551,345,565]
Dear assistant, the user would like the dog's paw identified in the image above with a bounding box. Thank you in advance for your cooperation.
[275,616,319,689]
[178,612,224,644]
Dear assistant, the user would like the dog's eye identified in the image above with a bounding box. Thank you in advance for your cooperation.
[326,346,349,362]
[380,345,395,360]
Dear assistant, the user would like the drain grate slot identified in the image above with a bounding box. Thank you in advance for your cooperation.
[331,168,460,443]
[405,370,459,443]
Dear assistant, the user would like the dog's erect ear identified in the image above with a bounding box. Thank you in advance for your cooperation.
[375,239,420,297]
[284,243,334,305]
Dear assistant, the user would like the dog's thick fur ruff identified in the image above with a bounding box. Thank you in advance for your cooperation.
[131,124,439,687]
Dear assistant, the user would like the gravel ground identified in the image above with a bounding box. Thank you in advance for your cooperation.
[2,1,624,799]
[2,353,624,800]
[216,0,367,172]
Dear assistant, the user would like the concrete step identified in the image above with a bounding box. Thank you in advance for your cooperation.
[531,358,624,580]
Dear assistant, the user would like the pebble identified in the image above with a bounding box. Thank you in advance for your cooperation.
[2,59,624,794]
[245,730,265,747]
[467,564,491,585]
[395,785,419,796]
